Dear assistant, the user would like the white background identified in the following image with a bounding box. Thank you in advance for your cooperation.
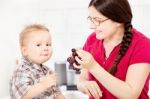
[0,0,150,98]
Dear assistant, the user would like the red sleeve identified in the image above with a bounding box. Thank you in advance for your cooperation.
[130,38,150,65]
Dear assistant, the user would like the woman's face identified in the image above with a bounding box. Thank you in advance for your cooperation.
[88,6,123,40]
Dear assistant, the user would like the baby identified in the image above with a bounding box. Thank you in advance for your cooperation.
[10,24,65,99]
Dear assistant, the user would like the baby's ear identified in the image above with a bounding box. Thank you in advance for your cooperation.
[16,59,20,65]
[21,46,27,56]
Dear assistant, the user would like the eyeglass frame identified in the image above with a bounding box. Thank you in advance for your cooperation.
[87,16,109,26]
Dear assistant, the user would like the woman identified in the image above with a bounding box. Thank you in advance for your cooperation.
[74,0,150,99]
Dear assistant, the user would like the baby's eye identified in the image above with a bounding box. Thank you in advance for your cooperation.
[46,44,51,46]
[36,44,41,47]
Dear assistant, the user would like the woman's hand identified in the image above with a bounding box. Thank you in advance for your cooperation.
[77,80,102,99]
[74,49,98,70]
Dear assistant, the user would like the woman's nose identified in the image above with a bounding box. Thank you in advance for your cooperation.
[89,22,96,29]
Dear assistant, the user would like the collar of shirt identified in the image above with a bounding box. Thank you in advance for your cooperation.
[21,56,49,74]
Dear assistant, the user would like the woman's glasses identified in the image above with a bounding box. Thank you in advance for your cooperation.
[87,16,109,26]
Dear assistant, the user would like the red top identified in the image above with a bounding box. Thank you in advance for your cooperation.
[83,29,150,99]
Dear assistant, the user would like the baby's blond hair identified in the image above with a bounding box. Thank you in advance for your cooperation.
[19,24,49,47]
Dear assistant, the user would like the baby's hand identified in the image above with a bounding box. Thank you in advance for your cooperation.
[41,71,57,89]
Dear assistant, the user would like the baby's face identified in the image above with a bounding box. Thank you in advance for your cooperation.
[22,30,52,65]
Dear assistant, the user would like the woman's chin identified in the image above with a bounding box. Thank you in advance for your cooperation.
[96,34,103,40]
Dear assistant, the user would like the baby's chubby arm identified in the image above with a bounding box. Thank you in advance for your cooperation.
[54,94,66,99]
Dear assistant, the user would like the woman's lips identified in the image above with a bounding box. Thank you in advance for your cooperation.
[96,31,102,34]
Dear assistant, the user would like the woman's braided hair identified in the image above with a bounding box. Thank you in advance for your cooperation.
[89,0,133,75]
[109,22,132,74]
